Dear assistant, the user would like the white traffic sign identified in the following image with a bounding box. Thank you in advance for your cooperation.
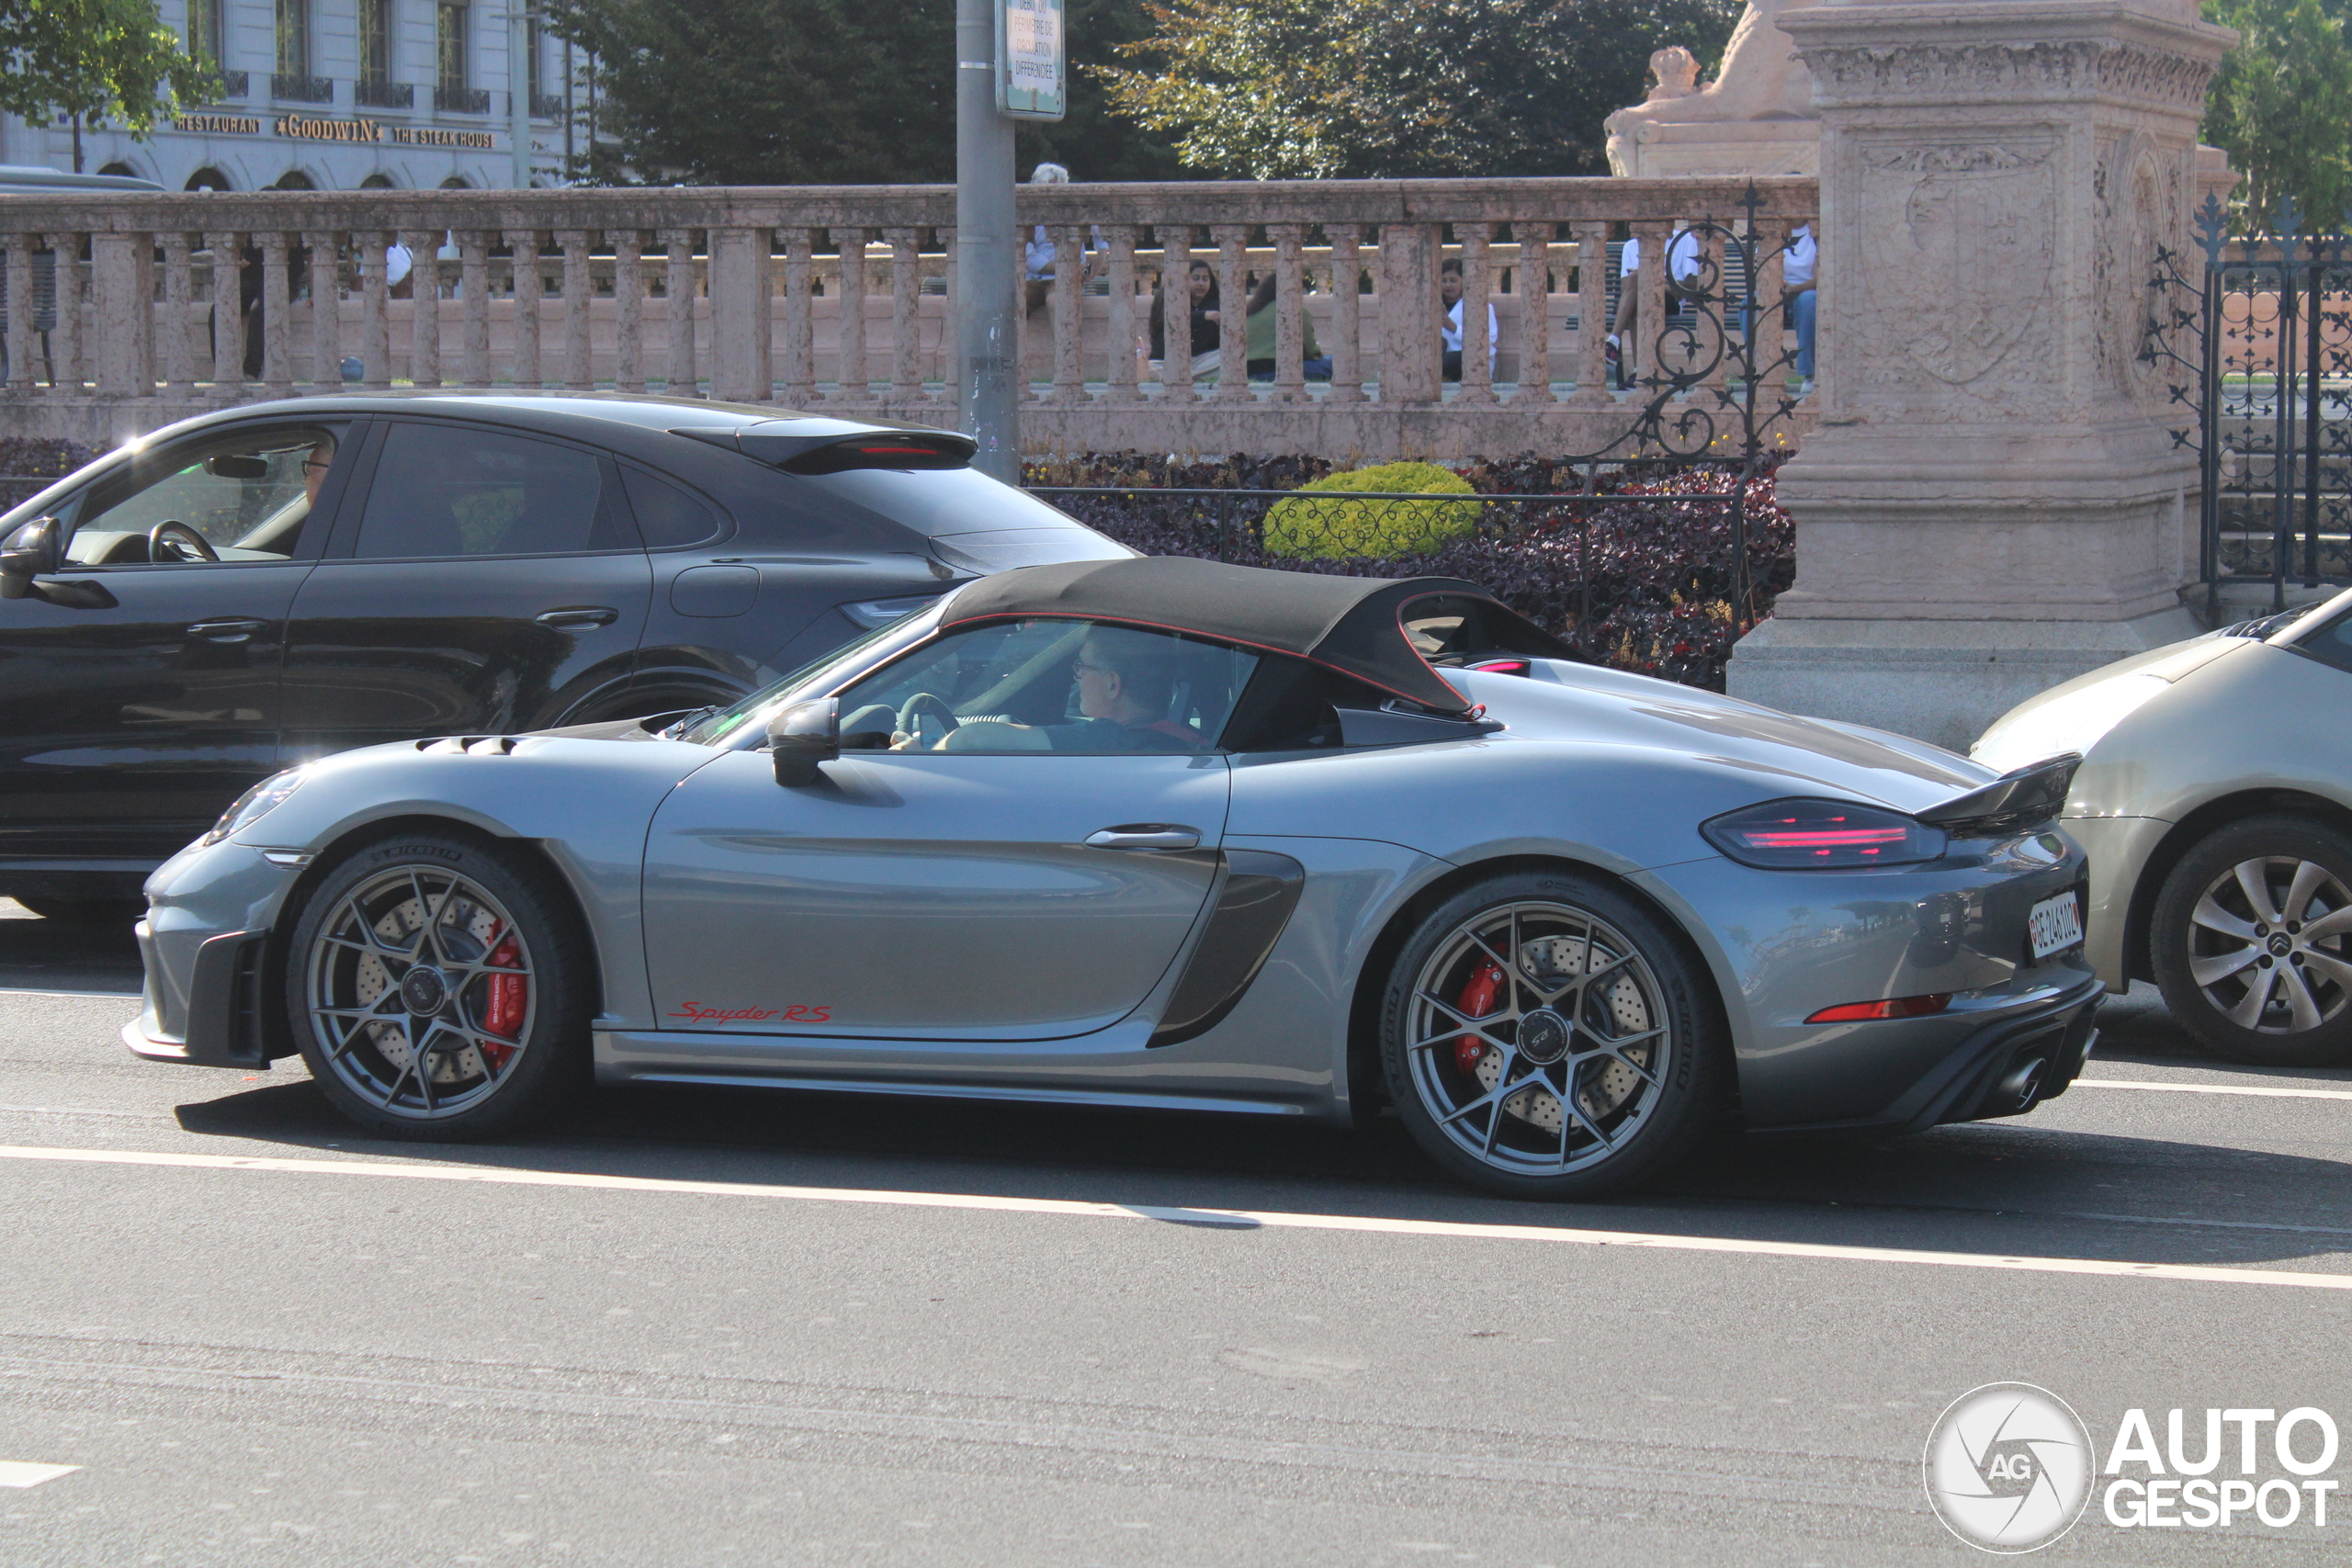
[997,0,1066,121]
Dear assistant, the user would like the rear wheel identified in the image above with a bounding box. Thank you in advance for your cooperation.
[286,831,592,1139]
[1380,870,1724,1199]
[2151,814,2352,1066]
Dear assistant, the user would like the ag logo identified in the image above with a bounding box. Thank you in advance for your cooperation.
[1924,1382,2093,1552]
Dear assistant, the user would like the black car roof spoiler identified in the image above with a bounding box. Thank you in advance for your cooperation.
[1916,752,2084,834]
[670,418,977,474]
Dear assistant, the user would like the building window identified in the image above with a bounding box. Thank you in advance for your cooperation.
[187,0,223,64]
[359,0,392,85]
[276,0,310,76]
[438,3,469,92]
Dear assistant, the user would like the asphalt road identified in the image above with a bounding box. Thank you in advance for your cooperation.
[2,898,2349,1566]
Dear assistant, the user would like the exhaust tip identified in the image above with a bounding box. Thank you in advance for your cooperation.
[1997,1056,2048,1111]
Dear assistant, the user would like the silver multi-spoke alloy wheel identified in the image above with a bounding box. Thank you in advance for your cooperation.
[2183,856,2352,1034]
[303,864,538,1120]
[1383,873,1721,1197]
[2154,814,2352,1066]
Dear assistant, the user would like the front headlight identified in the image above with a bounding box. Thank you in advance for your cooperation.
[1972,672,2167,774]
[201,769,305,846]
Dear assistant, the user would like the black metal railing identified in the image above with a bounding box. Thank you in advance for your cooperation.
[434,85,491,114]
[2150,195,2352,612]
[531,92,566,120]
[201,68,249,101]
[355,78,413,109]
[271,73,334,104]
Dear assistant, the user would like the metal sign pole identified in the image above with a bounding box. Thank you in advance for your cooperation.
[508,0,533,188]
[955,0,1019,484]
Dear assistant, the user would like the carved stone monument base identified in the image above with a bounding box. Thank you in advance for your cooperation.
[1724,0,2234,748]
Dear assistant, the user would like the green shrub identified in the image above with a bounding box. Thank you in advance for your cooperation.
[1263,461,1477,558]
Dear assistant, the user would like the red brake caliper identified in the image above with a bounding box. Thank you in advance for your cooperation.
[1454,961,1505,1074]
[481,932,526,1066]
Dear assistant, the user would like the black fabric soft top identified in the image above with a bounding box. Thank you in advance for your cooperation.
[937,556,1573,716]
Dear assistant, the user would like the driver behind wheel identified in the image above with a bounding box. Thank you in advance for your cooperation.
[893,627,1208,754]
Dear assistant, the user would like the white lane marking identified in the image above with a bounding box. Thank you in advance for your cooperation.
[4,1144,2350,1293]
[2075,1077,2352,1101]
[0,1105,156,1121]
[0,1461,80,1487]
[0,987,140,1000]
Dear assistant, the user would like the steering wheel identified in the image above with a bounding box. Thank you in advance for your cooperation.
[896,692,962,748]
[148,520,219,564]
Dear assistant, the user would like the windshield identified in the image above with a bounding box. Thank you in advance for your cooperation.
[679,604,946,745]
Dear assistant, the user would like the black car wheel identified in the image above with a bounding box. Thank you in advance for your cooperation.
[287,830,592,1139]
[1380,869,1725,1199]
[2151,814,2352,1066]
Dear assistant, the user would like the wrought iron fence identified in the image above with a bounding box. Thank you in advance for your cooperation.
[2150,195,2352,612]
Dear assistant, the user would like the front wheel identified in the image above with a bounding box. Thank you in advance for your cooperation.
[1380,870,1725,1199]
[2150,814,2352,1066]
[286,830,592,1140]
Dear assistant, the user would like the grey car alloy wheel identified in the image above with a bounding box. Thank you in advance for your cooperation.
[1383,874,1720,1197]
[2154,814,2352,1066]
[289,833,588,1137]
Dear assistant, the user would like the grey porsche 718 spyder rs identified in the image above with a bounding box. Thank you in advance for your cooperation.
[128,557,2100,1198]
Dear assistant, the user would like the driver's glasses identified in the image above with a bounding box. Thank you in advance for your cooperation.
[1069,659,1111,679]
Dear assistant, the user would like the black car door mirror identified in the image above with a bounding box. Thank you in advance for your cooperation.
[0,516,61,600]
[768,697,840,786]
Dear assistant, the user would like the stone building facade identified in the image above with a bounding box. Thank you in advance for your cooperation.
[0,0,580,191]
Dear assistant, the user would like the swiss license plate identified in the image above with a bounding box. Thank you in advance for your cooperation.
[2028,891,2084,960]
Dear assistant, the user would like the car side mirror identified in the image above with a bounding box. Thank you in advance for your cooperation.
[0,516,61,600]
[768,697,840,787]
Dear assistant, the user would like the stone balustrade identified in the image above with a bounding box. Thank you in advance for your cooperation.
[0,177,1817,457]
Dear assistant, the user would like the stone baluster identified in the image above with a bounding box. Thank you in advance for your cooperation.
[1567,219,1612,408]
[1212,225,1250,403]
[302,231,339,389]
[1515,223,1557,405]
[3,235,34,392]
[1270,222,1306,404]
[707,226,771,403]
[612,231,644,393]
[159,233,196,395]
[205,230,243,395]
[1629,219,1669,391]
[1038,223,1080,404]
[48,233,85,395]
[358,230,390,389]
[1159,221,1194,403]
[1100,225,1139,407]
[458,231,492,386]
[85,231,150,398]
[778,228,815,405]
[509,230,544,389]
[251,232,289,394]
[404,228,439,389]
[1698,224,1732,397]
[829,227,867,404]
[1379,221,1440,406]
[887,226,924,405]
[1327,225,1363,404]
[661,229,696,396]
[1455,222,1495,407]
[557,230,593,389]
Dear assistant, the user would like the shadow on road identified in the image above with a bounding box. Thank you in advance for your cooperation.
[169,1038,2352,1273]
[0,900,144,994]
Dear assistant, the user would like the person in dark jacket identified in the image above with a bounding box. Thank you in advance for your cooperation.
[1148,259,1221,381]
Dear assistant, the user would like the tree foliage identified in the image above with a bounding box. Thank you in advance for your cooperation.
[541,0,1182,186]
[0,0,211,170]
[2201,0,2352,230]
[1095,0,1743,179]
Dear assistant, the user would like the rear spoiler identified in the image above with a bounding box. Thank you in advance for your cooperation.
[1916,752,2083,834]
[672,418,976,474]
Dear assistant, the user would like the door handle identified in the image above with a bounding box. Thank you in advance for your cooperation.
[186,617,266,643]
[1084,824,1203,852]
[535,606,620,630]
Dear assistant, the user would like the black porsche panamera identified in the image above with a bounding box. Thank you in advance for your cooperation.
[0,392,1127,919]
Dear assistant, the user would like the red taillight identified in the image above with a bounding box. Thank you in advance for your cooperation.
[1701,798,1947,869]
[1471,660,1530,674]
[1805,993,1952,1024]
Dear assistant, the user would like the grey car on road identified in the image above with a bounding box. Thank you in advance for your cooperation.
[127,557,2101,1197]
